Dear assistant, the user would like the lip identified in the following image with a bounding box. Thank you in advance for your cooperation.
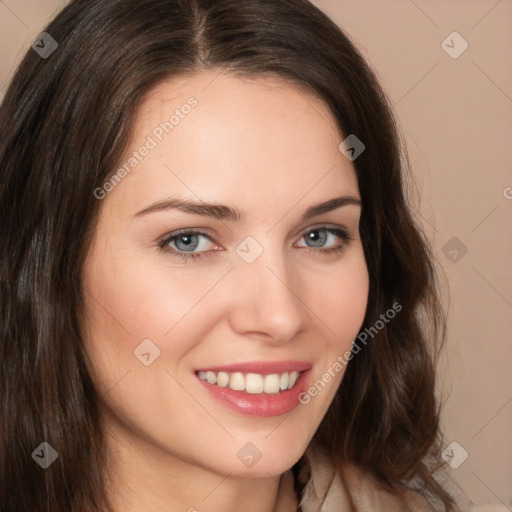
[195,360,312,375]
[195,368,312,417]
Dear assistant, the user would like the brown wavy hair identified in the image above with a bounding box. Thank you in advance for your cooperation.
[0,0,454,510]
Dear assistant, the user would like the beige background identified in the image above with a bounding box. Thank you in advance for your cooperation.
[1,1,511,510]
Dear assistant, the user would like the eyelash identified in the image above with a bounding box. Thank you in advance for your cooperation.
[157,225,352,262]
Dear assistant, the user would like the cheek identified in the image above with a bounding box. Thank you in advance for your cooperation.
[307,246,369,344]
[81,246,231,371]
[301,247,369,396]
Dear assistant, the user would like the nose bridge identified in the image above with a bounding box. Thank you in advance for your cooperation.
[228,236,305,341]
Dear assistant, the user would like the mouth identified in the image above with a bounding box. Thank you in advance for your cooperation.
[193,361,312,417]
[195,369,301,394]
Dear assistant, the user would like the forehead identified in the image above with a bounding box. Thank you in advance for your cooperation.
[108,70,359,217]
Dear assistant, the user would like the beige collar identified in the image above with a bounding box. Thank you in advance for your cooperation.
[293,441,438,512]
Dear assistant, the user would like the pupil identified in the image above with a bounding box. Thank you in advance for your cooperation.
[176,234,199,251]
[307,230,326,248]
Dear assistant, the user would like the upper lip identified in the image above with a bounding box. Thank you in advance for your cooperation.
[195,360,312,375]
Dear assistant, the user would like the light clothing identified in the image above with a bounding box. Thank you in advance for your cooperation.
[293,441,447,512]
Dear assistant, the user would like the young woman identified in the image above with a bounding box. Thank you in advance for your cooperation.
[0,0,455,510]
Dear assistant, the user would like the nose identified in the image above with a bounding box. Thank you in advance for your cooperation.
[226,244,306,343]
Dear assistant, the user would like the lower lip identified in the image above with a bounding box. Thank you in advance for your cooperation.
[196,370,311,417]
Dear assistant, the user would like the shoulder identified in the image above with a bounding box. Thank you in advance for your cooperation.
[295,441,438,512]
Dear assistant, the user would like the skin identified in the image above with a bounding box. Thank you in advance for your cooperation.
[81,70,369,512]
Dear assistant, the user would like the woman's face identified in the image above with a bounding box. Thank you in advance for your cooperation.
[82,70,369,479]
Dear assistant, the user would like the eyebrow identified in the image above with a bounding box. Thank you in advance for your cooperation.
[132,194,361,222]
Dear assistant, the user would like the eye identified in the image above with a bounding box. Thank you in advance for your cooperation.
[158,225,352,262]
[295,226,351,256]
[158,230,218,262]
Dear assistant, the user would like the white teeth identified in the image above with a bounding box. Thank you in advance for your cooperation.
[263,374,280,394]
[229,372,245,391]
[206,371,217,384]
[279,372,289,390]
[216,371,229,387]
[197,369,302,394]
[245,373,264,394]
[288,371,299,389]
